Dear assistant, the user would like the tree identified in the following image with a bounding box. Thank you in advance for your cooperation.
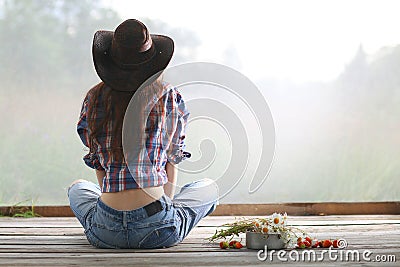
[0,0,121,92]
[338,44,368,91]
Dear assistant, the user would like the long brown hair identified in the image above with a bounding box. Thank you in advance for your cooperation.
[86,80,165,163]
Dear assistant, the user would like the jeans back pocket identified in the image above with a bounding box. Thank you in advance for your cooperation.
[85,228,120,249]
[138,224,180,248]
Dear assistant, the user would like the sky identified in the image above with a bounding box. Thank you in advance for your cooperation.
[106,0,400,83]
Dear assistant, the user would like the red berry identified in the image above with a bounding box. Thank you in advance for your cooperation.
[234,242,243,249]
[304,240,311,248]
[311,239,319,248]
[305,237,312,243]
[219,241,229,249]
[322,239,332,248]
[297,237,302,242]
[333,239,339,248]
[229,240,237,248]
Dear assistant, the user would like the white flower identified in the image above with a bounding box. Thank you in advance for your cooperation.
[271,213,283,226]
[252,220,262,231]
[261,225,269,233]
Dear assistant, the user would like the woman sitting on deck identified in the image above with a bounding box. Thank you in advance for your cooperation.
[68,19,219,249]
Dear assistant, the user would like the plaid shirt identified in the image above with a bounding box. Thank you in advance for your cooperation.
[77,83,190,192]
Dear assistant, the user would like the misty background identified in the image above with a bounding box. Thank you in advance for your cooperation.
[0,0,399,205]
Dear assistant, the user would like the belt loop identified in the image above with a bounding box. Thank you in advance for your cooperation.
[123,211,127,229]
[165,195,171,211]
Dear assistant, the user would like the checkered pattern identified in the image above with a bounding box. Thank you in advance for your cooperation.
[77,83,189,192]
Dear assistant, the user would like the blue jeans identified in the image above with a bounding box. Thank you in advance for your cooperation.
[68,179,219,249]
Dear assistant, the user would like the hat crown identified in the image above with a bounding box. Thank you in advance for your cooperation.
[113,19,152,52]
[111,19,154,66]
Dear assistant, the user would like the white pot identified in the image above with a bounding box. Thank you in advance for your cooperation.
[246,231,287,250]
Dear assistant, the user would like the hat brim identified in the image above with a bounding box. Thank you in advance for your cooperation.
[92,30,174,92]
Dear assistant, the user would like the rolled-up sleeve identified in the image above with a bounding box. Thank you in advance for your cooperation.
[166,90,191,164]
[77,95,104,170]
[83,153,103,170]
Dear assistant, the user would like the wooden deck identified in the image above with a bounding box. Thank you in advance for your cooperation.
[0,215,399,266]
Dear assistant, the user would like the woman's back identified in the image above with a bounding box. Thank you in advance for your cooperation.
[68,19,218,249]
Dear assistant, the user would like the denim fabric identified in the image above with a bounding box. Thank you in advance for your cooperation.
[68,179,218,249]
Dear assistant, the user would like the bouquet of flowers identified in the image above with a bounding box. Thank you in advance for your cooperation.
[209,213,308,248]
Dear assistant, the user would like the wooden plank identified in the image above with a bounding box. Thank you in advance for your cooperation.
[1,233,399,245]
[0,251,399,267]
[0,225,397,236]
[0,206,74,217]
[212,202,400,216]
[0,223,398,236]
[1,237,399,246]
[1,236,400,251]
[1,229,399,244]
[3,214,400,222]
[1,202,399,217]
[1,215,399,228]
[0,244,398,258]
[0,244,220,253]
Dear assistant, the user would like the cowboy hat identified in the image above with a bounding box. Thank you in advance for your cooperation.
[92,19,174,92]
